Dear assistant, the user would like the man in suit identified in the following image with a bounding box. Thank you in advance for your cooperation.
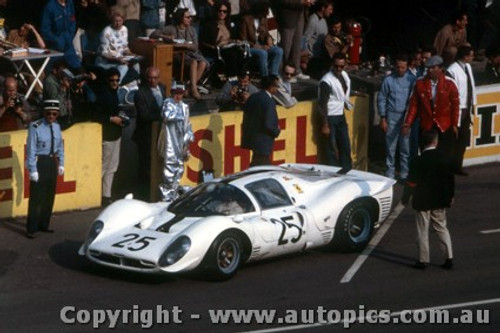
[446,46,477,176]
[133,67,166,201]
[318,52,353,173]
[241,75,281,167]
[403,129,455,270]
[402,55,460,159]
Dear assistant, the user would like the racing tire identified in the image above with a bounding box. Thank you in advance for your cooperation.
[331,201,374,252]
[201,231,242,281]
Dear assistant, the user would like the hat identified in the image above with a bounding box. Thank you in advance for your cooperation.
[425,55,443,67]
[61,68,75,79]
[171,81,185,93]
[43,99,60,111]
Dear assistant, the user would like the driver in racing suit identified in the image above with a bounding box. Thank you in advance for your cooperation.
[157,82,194,201]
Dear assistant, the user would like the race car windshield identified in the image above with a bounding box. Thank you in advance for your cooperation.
[168,183,255,216]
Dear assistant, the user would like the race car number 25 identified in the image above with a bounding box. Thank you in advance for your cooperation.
[112,233,157,251]
[271,213,304,245]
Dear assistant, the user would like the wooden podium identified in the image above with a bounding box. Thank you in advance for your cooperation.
[130,39,174,95]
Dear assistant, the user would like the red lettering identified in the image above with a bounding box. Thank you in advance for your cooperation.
[0,147,13,202]
[23,144,76,198]
[271,119,286,165]
[225,124,250,173]
[187,129,214,183]
[296,115,317,163]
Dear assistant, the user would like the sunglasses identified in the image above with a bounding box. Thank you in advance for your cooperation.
[184,15,192,19]
[109,79,120,82]
[219,9,228,13]
[45,111,58,117]
[284,72,295,77]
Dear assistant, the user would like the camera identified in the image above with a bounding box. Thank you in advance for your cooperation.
[236,86,246,95]
[8,96,23,109]
[118,111,130,127]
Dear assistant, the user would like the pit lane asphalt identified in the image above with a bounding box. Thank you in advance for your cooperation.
[1,162,499,333]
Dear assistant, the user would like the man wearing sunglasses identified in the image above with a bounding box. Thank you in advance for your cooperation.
[318,52,353,173]
[95,68,125,206]
[26,100,65,239]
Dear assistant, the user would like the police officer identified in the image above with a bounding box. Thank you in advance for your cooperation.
[26,100,65,239]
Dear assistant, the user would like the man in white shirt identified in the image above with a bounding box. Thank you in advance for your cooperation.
[318,52,352,172]
[446,45,476,175]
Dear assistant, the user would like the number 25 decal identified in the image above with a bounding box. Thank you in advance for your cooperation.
[271,213,304,245]
[112,233,157,251]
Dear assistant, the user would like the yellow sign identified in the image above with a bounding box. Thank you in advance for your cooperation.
[0,123,102,218]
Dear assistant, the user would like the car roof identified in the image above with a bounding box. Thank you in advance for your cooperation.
[222,164,342,187]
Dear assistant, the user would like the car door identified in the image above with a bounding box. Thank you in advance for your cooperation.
[245,179,308,257]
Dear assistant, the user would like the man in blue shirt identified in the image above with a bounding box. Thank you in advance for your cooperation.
[41,0,81,70]
[377,55,416,180]
[26,100,65,239]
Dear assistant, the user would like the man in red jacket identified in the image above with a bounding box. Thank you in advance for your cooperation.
[402,55,459,159]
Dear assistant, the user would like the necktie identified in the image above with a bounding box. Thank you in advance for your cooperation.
[152,87,163,107]
[464,65,473,111]
[337,73,347,93]
[50,124,54,155]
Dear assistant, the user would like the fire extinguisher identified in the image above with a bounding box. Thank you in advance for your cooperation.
[347,21,362,65]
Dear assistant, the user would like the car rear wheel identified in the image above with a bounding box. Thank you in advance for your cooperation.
[331,201,374,251]
[201,231,242,281]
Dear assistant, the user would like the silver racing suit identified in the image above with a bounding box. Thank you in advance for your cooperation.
[157,98,194,201]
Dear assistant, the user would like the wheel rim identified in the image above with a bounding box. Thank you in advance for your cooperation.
[217,238,240,274]
[348,208,371,243]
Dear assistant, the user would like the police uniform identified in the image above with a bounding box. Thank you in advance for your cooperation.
[26,100,65,237]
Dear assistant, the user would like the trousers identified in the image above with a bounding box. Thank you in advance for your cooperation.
[27,156,58,233]
[415,208,453,263]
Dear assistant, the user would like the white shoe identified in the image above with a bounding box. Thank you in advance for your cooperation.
[296,73,310,80]
[197,85,210,95]
[289,77,298,84]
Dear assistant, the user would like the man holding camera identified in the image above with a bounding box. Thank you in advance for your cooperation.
[95,68,126,206]
[0,77,31,132]
[216,70,258,111]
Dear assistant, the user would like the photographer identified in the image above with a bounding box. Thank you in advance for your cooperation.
[0,77,31,132]
[95,68,125,206]
[216,70,258,111]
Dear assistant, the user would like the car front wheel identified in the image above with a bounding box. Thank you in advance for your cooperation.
[201,231,242,281]
[331,201,374,252]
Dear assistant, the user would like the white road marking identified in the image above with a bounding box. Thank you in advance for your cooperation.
[340,202,406,283]
[239,297,500,333]
[479,228,500,234]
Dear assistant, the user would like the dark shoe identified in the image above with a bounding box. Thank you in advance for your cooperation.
[413,261,428,270]
[397,178,408,185]
[101,197,113,207]
[26,232,36,239]
[441,258,454,270]
[40,229,54,233]
[455,169,469,176]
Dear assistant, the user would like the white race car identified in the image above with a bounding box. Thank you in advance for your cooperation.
[79,164,395,280]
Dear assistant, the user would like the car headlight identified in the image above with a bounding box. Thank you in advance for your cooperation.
[158,236,191,267]
[87,220,104,245]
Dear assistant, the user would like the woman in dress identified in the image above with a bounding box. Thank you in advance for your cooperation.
[151,8,208,100]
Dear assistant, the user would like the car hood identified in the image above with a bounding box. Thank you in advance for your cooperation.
[88,211,203,263]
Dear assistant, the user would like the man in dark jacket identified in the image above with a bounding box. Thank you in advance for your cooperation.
[241,75,280,167]
[133,66,166,201]
[96,68,125,206]
[403,129,455,270]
